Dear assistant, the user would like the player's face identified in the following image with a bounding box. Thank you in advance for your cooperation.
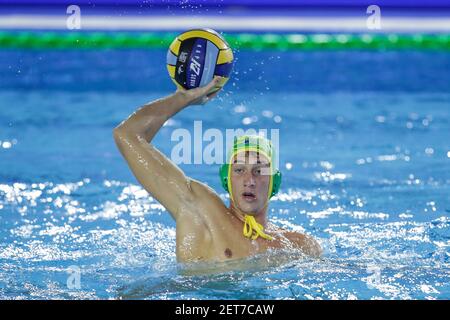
[230,151,271,214]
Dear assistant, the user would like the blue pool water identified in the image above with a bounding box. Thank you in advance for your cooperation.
[0,46,449,299]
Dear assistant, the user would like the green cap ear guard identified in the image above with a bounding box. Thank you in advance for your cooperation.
[219,163,282,198]
[219,163,230,191]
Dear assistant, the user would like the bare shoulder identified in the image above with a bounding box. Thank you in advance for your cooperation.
[180,178,229,221]
[279,229,322,258]
[189,178,226,206]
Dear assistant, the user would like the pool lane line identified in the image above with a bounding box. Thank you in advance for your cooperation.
[0,31,449,50]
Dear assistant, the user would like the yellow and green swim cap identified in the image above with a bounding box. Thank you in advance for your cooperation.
[219,135,282,202]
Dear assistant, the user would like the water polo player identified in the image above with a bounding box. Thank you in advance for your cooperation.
[113,29,321,262]
[113,80,321,262]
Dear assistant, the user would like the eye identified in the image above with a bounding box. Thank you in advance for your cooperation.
[254,168,261,175]
[234,167,244,174]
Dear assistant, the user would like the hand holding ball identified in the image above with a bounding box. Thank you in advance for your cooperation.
[166,28,234,95]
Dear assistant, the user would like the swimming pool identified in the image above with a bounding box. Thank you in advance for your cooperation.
[0,36,449,299]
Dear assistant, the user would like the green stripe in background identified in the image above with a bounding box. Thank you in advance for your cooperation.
[0,31,449,50]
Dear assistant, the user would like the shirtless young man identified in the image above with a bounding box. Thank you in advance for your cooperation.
[113,76,321,263]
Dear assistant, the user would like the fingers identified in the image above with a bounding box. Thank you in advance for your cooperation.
[182,76,224,105]
[206,90,220,100]
[202,76,222,95]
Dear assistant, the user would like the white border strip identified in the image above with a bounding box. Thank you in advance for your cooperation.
[0,15,450,32]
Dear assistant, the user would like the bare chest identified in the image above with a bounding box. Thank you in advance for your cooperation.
[176,206,284,262]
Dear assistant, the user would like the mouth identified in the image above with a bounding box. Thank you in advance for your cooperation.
[241,191,257,202]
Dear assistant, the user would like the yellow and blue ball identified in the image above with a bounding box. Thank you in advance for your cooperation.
[166,28,234,93]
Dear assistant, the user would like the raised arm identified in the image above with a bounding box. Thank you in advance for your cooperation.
[113,77,221,221]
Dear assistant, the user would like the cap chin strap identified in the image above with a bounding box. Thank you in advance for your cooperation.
[229,173,274,241]
[243,215,274,241]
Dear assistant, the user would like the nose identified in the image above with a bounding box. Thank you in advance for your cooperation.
[243,170,256,187]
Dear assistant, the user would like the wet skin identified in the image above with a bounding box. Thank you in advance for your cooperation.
[113,77,322,262]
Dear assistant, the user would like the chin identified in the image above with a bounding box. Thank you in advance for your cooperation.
[237,202,262,214]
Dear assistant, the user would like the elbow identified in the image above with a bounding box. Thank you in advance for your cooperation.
[113,126,140,149]
[113,126,121,142]
[113,126,128,146]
